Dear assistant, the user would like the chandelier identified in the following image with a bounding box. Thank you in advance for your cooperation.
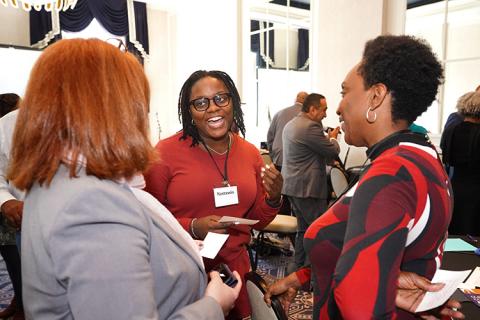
[0,0,77,11]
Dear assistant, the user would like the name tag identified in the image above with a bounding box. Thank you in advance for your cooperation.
[213,186,239,207]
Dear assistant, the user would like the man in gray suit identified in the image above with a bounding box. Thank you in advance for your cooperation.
[282,93,340,268]
[267,91,308,215]
[267,91,308,169]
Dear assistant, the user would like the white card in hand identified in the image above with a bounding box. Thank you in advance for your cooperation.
[199,232,229,259]
[458,266,480,289]
[415,269,471,312]
[218,216,259,225]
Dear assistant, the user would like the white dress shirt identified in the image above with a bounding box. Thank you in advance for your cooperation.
[0,109,24,207]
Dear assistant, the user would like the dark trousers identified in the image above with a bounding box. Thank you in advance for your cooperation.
[288,196,327,269]
[274,165,293,216]
[0,245,22,308]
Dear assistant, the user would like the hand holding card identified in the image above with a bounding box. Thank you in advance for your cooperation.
[200,232,229,259]
[218,216,259,225]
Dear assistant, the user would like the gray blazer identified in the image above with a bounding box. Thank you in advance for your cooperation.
[21,165,223,320]
[266,103,302,167]
[281,113,340,199]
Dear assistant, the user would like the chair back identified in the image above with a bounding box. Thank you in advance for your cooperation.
[245,272,288,320]
[330,166,349,197]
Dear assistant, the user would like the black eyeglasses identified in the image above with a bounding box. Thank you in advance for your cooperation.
[105,38,127,53]
[189,93,231,112]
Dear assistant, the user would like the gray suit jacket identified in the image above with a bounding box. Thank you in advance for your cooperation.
[266,103,302,167]
[22,165,223,320]
[281,113,340,199]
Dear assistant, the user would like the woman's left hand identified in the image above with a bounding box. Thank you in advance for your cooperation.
[264,272,301,313]
[396,271,465,319]
[261,163,283,202]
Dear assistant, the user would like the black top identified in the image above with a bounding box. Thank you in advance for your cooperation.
[443,121,480,236]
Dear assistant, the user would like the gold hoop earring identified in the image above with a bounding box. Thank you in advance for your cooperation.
[365,107,377,124]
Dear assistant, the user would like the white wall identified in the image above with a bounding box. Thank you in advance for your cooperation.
[0,6,33,96]
[310,0,385,167]
[310,0,384,116]
[144,8,179,142]
[0,5,29,46]
[382,0,406,36]
[0,47,41,96]
[406,0,480,133]
[310,0,406,168]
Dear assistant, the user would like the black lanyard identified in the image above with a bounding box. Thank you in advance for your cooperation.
[201,138,231,187]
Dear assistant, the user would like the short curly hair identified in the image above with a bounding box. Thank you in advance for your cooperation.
[456,91,480,118]
[178,70,245,146]
[358,35,444,124]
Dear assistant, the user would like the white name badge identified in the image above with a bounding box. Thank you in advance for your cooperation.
[213,186,239,207]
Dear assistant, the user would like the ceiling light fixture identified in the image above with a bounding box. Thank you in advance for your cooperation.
[0,0,77,12]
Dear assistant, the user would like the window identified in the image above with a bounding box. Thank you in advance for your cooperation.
[406,0,480,135]
[242,0,311,147]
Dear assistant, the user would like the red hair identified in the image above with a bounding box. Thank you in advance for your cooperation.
[8,38,156,190]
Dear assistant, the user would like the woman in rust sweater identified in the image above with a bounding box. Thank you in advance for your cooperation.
[145,70,283,319]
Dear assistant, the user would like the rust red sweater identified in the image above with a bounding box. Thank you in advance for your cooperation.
[144,132,278,317]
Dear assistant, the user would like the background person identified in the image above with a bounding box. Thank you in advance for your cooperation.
[266,91,308,215]
[441,91,480,236]
[281,93,340,269]
[8,38,240,320]
[266,35,452,319]
[409,122,428,135]
[144,70,283,320]
[439,86,479,158]
[0,94,23,320]
[267,91,308,169]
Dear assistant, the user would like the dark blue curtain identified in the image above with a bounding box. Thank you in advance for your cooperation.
[297,28,309,70]
[30,10,61,46]
[250,20,262,67]
[30,0,148,59]
[127,1,148,55]
[59,0,94,32]
[250,20,274,69]
[59,0,128,35]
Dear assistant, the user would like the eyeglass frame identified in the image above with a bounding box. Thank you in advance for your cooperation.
[105,38,127,53]
[189,93,232,112]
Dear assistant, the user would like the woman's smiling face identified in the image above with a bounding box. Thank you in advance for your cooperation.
[189,76,233,142]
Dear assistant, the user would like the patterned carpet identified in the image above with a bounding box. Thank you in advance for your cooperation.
[0,260,14,311]
[254,233,313,320]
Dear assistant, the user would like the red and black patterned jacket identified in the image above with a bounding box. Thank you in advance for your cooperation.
[296,131,452,320]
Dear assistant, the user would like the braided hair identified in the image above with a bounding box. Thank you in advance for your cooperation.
[178,70,246,146]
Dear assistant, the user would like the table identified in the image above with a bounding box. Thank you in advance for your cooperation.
[441,236,480,318]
